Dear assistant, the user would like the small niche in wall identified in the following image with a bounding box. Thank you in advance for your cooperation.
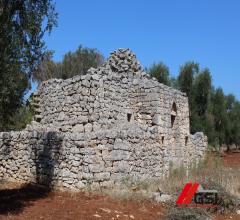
[36,117,41,123]
[161,136,165,145]
[127,113,132,122]
[171,115,175,128]
[185,136,189,146]
[171,102,177,128]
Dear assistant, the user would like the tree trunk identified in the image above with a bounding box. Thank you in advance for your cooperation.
[226,145,230,152]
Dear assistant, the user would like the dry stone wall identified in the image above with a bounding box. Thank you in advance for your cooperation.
[0,49,207,189]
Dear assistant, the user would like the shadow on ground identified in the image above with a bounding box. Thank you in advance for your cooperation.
[0,183,51,215]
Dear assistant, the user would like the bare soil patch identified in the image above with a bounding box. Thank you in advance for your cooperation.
[222,150,240,167]
[214,214,240,220]
[0,182,165,220]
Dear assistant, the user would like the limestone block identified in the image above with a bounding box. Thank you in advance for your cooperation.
[84,123,92,132]
[113,161,130,172]
[100,180,114,188]
[77,115,88,124]
[76,181,85,189]
[91,74,100,80]
[82,79,90,88]
[88,164,105,173]
[91,122,99,131]
[72,160,81,167]
[94,172,110,181]
[72,124,84,133]
[109,150,130,161]
[151,192,172,203]
[82,172,93,180]
[113,139,130,151]
[152,114,161,125]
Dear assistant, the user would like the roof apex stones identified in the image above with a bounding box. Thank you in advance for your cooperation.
[104,48,143,74]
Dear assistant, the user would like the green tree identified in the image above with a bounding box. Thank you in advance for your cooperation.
[33,46,104,82]
[231,101,240,148]
[193,69,212,116]
[7,96,34,131]
[224,95,240,151]
[191,69,212,134]
[178,62,199,133]
[170,76,178,89]
[211,88,227,148]
[33,50,61,82]
[0,0,57,131]
[178,61,199,97]
[61,46,104,79]
[148,62,171,86]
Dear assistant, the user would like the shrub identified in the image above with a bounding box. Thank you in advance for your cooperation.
[163,206,211,220]
[201,180,240,214]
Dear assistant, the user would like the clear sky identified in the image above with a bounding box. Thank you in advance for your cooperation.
[43,0,240,99]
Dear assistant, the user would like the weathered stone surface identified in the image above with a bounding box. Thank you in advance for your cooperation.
[84,123,92,133]
[94,172,110,181]
[72,124,84,133]
[152,114,161,126]
[152,192,172,203]
[0,48,207,190]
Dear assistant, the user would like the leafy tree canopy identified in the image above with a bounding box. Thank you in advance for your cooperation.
[0,0,57,130]
[178,61,199,97]
[33,46,104,82]
[148,62,171,86]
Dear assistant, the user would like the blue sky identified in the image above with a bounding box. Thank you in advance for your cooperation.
[42,0,240,99]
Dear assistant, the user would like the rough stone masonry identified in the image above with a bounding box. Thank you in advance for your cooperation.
[0,49,207,190]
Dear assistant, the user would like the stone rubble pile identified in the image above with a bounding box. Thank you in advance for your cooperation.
[104,48,142,73]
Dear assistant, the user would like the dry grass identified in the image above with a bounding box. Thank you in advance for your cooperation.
[102,152,240,204]
[102,178,155,201]
[159,153,240,199]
